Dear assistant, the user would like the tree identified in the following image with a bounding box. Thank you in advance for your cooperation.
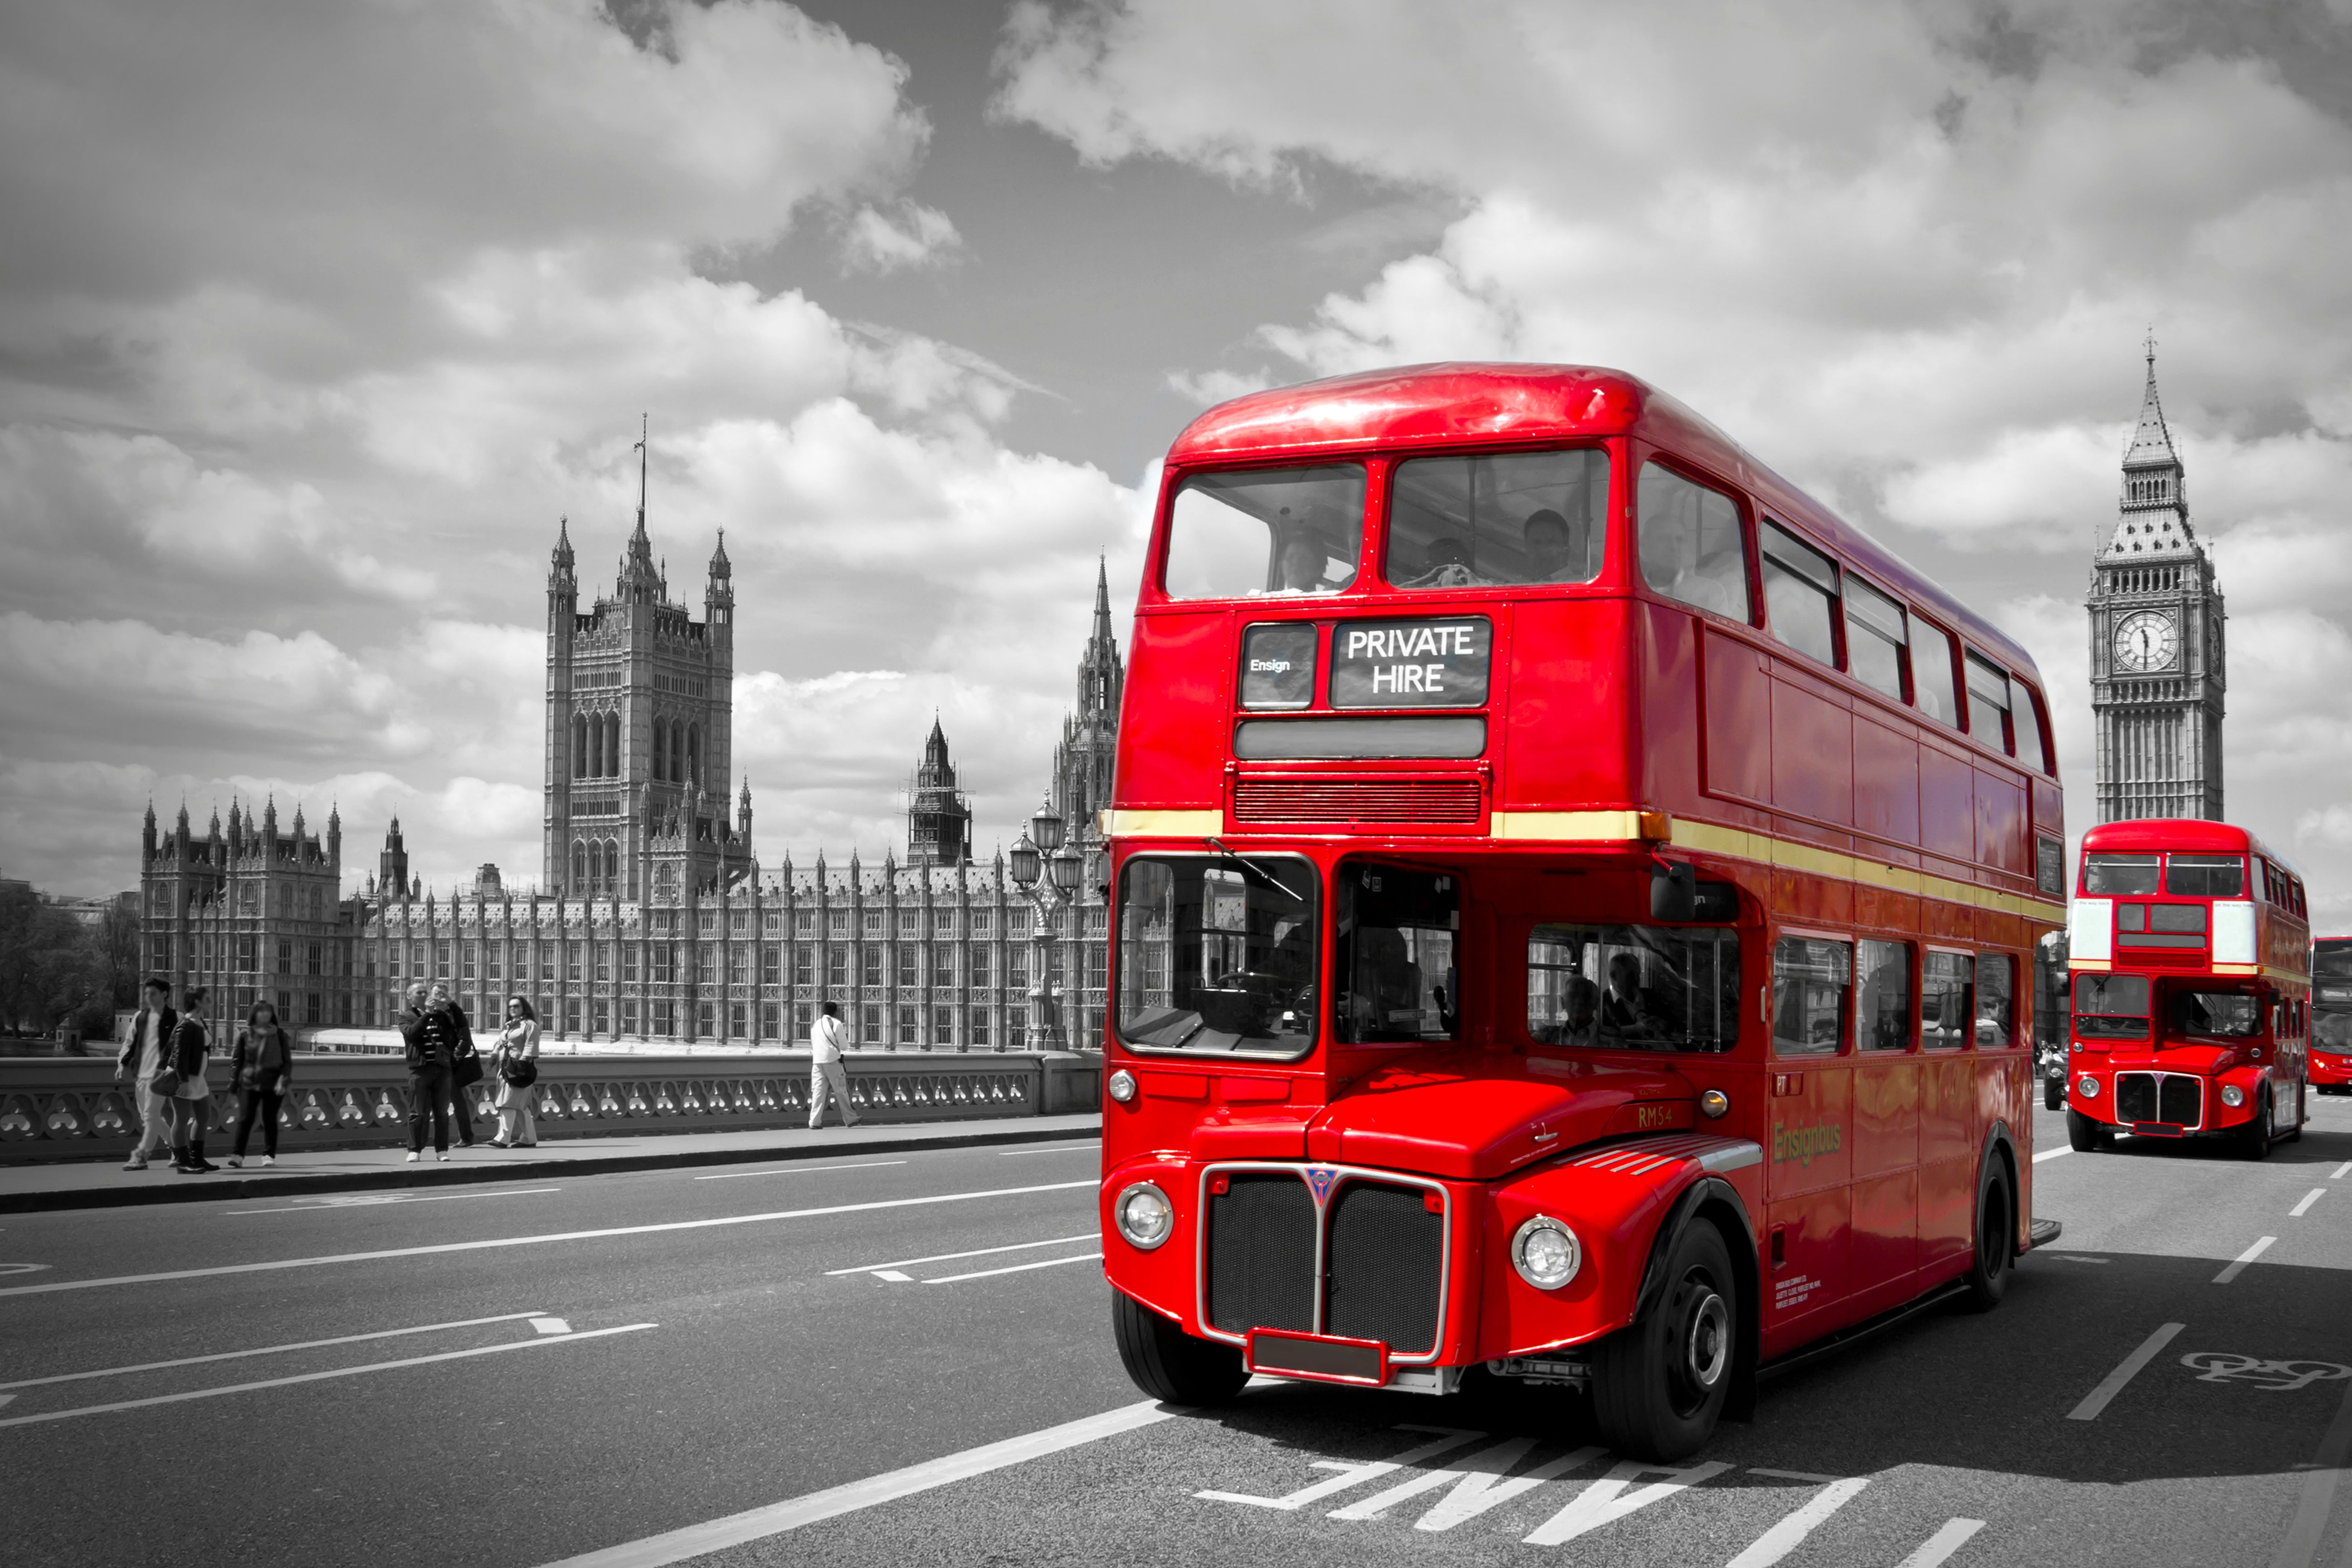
[0,887,125,1039]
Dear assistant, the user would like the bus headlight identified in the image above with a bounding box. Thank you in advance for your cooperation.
[2078,1075,2100,1097]
[1114,1182,1173,1250]
[2220,1084,2245,1108]
[1510,1215,1582,1290]
[1107,1069,1137,1104]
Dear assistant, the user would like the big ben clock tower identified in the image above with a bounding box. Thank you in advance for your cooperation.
[2087,341,2226,823]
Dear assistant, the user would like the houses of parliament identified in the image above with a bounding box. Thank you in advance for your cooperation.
[138,498,1123,1054]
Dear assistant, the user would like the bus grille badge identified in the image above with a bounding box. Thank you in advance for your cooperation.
[1306,1166,1338,1203]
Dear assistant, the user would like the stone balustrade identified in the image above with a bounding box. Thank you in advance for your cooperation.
[0,1050,1101,1161]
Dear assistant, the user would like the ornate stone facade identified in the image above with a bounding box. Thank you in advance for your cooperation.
[2087,344,2227,823]
[138,505,1122,1052]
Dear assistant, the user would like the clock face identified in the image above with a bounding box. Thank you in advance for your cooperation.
[2113,610,2178,673]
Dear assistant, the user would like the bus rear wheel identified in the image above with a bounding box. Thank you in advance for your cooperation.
[1111,1291,1247,1406]
[1592,1222,1736,1463]
[2065,1109,2107,1152]
[1962,1158,2013,1311]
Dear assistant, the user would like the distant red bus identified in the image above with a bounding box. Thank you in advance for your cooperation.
[2063,820,2311,1152]
[2317,937,2352,1093]
[1096,363,2065,1460]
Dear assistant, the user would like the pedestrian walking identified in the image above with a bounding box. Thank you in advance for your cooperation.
[807,1000,860,1129]
[165,987,215,1174]
[485,996,541,1148]
[226,999,293,1168]
[397,981,454,1161]
[114,977,176,1171]
[427,982,482,1147]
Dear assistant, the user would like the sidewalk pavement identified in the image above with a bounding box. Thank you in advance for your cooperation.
[0,1114,1103,1214]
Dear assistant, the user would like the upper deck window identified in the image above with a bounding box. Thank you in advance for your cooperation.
[1527,922,1742,1054]
[2165,854,2245,898]
[2083,853,2159,894]
[1910,619,1960,728]
[1760,521,1839,668]
[1164,465,1364,601]
[1843,578,1908,701]
[2009,676,2053,774]
[1963,654,2011,753]
[1115,853,1318,1057]
[1383,449,1607,590]
[1637,463,1751,621]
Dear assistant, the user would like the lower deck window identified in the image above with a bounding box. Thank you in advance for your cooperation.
[1117,854,1318,1055]
[1922,951,1974,1049]
[2073,973,2150,1040]
[2172,988,2260,1039]
[1528,924,1741,1053]
[1335,863,1458,1044]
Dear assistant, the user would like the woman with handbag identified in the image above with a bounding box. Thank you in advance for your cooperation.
[227,999,293,1168]
[165,986,216,1175]
[486,996,541,1148]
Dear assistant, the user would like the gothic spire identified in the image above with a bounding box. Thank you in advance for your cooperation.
[2101,339,2197,562]
[2123,331,2179,468]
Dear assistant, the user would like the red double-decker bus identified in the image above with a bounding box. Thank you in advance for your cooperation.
[1096,363,2066,1460]
[2063,821,2312,1151]
[2316,936,2352,1093]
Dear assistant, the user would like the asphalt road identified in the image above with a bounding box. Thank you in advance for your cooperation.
[6,1101,2352,1568]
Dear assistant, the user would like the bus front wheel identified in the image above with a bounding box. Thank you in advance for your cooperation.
[2065,1109,2107,1152]
[1592,1221,1736,1463]
[1110,1291,1247,1406]
[1962,1158,2014,1312]
[2241,1093,2275,1161]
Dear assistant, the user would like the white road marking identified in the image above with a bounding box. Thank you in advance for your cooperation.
[825,1231,1099,1277]
[2048,1255,2110,1264]
[535,1397,1177,1568]
[529,1316,571,1336]
[2069,1322,2186,1420]
[0,1323,653,1429]
[693,1161,906,1182]
[0,1395,11,1409]
[0,1179,1098,1298]
[921,1251,1102,1285]
[1748,1468,1842,1483]
[2215,1237,2277,1284]
[2033,1147,2070,1163]
[998,1144,1100,1156]
[872,1270,913,1283]
[229,1187,562,1215]
[1329,1436,1536,1520]
[0,1310,550,1390]
[1199,1427,1486,1509]
[1413,1446,1603,1532]
[0,1264,50,1276]
[1894,1517,1988,1568]
[2332,1161,2351,1180]
[2292,1188,2327,1217]
[1721,1476,1869,1568]
[2271,1360,2352,1568]
[1523,1460,1732,1545]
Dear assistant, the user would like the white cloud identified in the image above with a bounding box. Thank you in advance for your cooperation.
[841,202,965,273]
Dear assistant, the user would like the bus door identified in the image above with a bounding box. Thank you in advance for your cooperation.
[1917,948,1980,1274]
[1766,934,1855,1332]
[1848,937,1920,1317]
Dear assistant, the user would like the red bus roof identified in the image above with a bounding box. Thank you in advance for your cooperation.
[2082,818,2298,875]
[1166,362,2042,684]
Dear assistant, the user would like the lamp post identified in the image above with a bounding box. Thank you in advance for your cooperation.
[1009,799,1069,1050]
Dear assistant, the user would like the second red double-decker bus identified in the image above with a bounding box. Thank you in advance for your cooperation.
[2316,936,2352,1093]
[1096,363,2065,1460]
[2064,821,2312,1151]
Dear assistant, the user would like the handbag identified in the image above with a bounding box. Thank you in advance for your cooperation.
[452,1046,484,1088]
[147,1067,182,1098]
[500,1056,539,1089]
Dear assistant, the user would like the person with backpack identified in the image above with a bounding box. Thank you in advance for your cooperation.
[226,998,294,1168]
[165,986,216,1174]
[485,995,541,1148]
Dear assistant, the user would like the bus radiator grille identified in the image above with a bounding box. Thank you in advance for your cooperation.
[2159,1075,2201,1127]
[1231,777,1483,826]
[2115,1074,2157,1124]
[1206,1173,1317,1337]
[1324,1182,1443,1356]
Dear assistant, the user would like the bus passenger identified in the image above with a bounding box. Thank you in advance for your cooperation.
[1402,536,1480,589]
[1523,508,1589,583]
[1272,530,1341,594]
[1602,952,1655,1036]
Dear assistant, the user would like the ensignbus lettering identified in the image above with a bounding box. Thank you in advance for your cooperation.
[1772,1121,1842,1167]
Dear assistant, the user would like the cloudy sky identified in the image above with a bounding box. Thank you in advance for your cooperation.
[3,0,2350,919]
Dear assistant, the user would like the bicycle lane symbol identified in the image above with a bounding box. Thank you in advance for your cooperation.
[2181,1352,2352,1392]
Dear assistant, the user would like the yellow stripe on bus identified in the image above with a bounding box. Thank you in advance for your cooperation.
[1102,809,1224,838]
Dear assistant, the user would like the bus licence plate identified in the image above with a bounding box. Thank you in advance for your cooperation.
[1247,1328,1389,1386]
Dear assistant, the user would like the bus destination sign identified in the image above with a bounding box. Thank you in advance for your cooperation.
[1329,617,1490,709]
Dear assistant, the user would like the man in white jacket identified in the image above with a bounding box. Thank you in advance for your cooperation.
[808,1001,860,1129]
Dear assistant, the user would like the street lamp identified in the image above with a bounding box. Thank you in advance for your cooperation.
[1030,797,1065,854]
[1009,831,1040,890]
[1047,844,1081,895]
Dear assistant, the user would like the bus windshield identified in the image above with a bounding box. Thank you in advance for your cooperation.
[1335,862,1459,1044]
[1527,923,1742,1054]
[2073,972,2151,1039]
[1116,853,1318,1056]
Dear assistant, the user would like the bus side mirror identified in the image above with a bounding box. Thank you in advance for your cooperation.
[1651,861,1696,923]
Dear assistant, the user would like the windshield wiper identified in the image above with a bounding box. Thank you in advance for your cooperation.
[1205,837,1294,896]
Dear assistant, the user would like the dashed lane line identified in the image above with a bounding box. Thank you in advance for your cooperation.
[921,1250,1102,1285]
[2033,1147,2069,1164]
[0,1323,654,1429]
[227,1187,562,1215]
[2292,1188,2328,1218]
[693,1161,906,1181]
[1895,1519,1989,1568]
[2332,1161,2351,1180]
[0,1309,549,1390]
[2068,1322,2186,1420]
[0,1180,1097,1299]
[536,1397,1178,1568]
[2216,1237,2278,1284]
[824,1231,1098,1277]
